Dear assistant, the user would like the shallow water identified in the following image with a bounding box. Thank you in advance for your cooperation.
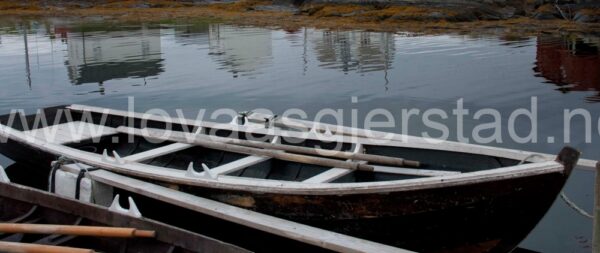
[0,18,599,252]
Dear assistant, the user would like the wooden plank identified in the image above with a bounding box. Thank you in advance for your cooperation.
[67,104,597,169]
[117,127,374,172]
[124,143,193,162]
[23,121,117,144]
[2,123,568,195]
[210,155,270,176]
[0,182,250,253]
[125,127,419,167]
[304,144,362,183]
[593,162,600,252]
[84,169,413,253]
[372,166,461,177]
[304,168,353,183]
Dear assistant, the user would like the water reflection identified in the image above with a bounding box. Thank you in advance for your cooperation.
[534,35,600,102]
[312,30,395,74]
[173,23,210,45]
[208,24,273,78]
[61,25,163,88]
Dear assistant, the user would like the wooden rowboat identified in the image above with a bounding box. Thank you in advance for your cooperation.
[0,180,250,253]
[0,104,583,252]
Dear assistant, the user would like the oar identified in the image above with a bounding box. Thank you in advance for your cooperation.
[116,126,419,168]
[0,241,94,253]
[116,127,376,172]
[0,223,155,238]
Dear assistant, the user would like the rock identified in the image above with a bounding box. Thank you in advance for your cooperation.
[533,4,560,20]
[498,6,517,19]
[533,11,559,19]
[253,5,300,12]
[340,10,365,17]
[388,11,448,21]
[323,11,342,17]
[133,3,151,9]
[301,6,324,16]
[447,10,479,22]
[573,10,600,23]
[476,8,502,20]
[427,12,446,19]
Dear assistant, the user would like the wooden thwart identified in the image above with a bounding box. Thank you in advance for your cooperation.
[116,126,419,167]
[0,223,156,238]
[116,127,376,172]
[23,121,117,144]
[124,143,193,162]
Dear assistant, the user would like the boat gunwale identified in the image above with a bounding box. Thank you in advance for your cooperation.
[65,104,597,168]
[0,122,568,195]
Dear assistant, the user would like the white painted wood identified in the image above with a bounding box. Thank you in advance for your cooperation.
[83,169,412,253]
[210,156,270,176]
[67,104,597,169]
[372,166,461,177]
[304,168,353,183]
[123,143,193,162]
[0,123,567,195]
[304,144,363,183]
[23,121,117,144]
[0,166,9,183]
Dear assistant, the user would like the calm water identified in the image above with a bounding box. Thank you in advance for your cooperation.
[1,19,600,252]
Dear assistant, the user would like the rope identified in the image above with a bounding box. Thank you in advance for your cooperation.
[74,167,99,200]
[560,192,593,219]
[48,156,99,200]
[48,156,70,193]
[518,154,593,219]
[518,154,546,165]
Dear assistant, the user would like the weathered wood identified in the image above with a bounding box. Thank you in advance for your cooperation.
[1,122,570,195]
[67,104,597,169]
[0,223,155,238]
[23,121,117,144]
[0,241,94,253]
[124,143,193,162]
[83,169,413,253]
[116,127,375,172]
[372,166,461,177]
[304,144,363,183]
[210,156,270,176]
[593,162,600,253]
[0,182,250,253]
[121,127,419,167]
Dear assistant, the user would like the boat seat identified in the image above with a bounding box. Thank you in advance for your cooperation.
[23,121,118,144]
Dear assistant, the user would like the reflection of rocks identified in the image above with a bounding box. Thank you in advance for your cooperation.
[312,30,395,73]
[65,26,163,85]
[208,24,272,77]
[534,35,600,102]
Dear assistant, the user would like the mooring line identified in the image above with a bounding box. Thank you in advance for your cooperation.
[560,192,593,219]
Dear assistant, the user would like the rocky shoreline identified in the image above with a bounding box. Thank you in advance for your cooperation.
[0,0,599,35]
